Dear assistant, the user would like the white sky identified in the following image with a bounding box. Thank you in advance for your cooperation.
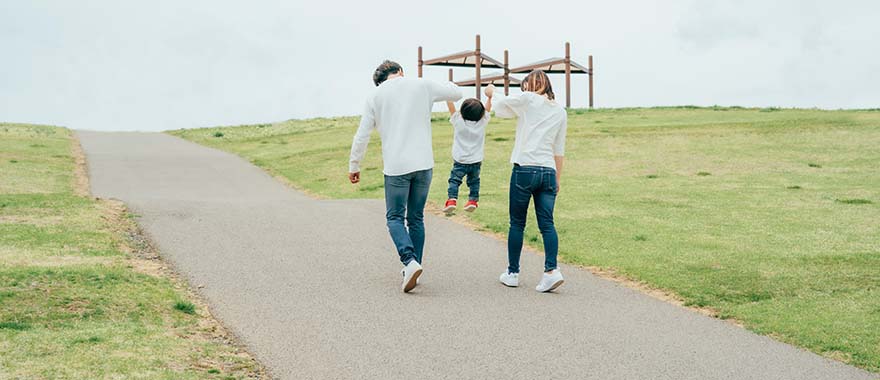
[2,0,878,131]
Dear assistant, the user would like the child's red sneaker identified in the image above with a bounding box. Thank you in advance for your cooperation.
[443,199,457,215]
[464,200,478,212]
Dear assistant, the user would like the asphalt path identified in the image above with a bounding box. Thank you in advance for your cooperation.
[78,131,876,380]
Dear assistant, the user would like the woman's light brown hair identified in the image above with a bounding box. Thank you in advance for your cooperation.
[522,69,555,100]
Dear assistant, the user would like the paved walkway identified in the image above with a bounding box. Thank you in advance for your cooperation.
[78,131,875,380]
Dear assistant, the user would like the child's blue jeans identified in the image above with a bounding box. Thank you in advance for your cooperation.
[447,161,481,201]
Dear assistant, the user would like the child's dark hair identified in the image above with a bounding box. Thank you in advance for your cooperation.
[460,98,485,122]
[373,60,402,86]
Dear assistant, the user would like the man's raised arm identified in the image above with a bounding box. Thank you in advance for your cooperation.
[427,79,463,103]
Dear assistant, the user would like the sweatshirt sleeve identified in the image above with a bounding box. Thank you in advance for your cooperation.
[493,93,529,119]
[553,111,567,156]
[427,80,463,103]
[349,100,376,173]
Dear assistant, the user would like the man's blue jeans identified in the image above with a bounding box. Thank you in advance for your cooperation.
[384,169,432,265]
[507,164,559,273]
[447,161,482,201]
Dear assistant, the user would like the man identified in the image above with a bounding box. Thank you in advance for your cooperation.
[349,60,462,293]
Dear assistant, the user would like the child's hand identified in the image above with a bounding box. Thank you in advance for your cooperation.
[485,84,495,98]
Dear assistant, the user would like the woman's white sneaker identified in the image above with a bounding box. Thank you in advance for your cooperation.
[535,269,564,292]
[402,261,422,293]
[499,271,519,287]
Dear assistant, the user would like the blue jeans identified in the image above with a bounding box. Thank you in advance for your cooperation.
[384,169,432,265]
[507,165,559,273]
[447,161,481,201]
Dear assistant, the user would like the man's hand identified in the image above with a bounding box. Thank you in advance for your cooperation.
[349,172,361,184]
[485,84,495,98]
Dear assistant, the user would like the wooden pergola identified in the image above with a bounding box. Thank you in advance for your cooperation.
[418,35,513,99]
[509,42,594,108]
[419,36,594,107]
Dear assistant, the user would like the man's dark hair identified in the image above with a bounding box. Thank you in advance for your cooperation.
[460,98,485,122]
[373,60,402,86]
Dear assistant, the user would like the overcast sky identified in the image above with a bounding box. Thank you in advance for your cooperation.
[2,0,878,131]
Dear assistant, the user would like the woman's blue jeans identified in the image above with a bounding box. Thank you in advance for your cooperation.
[507,164,559,273]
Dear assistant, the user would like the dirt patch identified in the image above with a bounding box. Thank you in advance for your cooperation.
[0,215,63,226]
[70,132,90,197]
[97,199,166,277]
[0,253,114,268]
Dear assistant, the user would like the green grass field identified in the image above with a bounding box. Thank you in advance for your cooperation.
[171,107,880,372]
[0,123,262,379]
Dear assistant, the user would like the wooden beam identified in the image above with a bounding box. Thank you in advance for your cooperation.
[474,34,481,100]
[504,49,510,96]
[565,42,571,108]
[589,55,594,108]
[422,51,504,68]
[418,46,423,78]
[509,58,567,74]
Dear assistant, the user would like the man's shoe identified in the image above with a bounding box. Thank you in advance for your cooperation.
[535,269,564,292]
[402,261,423,293]
[444,199,457,215]
[464,200,478,212]
[499,271,519,287]
[402,268,420,285]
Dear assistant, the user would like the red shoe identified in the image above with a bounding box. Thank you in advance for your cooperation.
[443,199,457,215]
[464,200,478,212]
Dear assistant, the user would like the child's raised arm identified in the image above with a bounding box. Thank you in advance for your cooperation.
[484,84,494,113]
[446,100,456,114]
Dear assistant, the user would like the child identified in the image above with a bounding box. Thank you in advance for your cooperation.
[493,70,567,293]
[443,84,494,215]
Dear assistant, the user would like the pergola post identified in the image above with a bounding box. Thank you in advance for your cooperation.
[588,55,594,108]
[418,46,423,78]
[503,49,510,96]
[474,34,481,100]
[564,42,572,108]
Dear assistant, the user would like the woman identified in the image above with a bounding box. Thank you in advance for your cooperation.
[492,70,567,292]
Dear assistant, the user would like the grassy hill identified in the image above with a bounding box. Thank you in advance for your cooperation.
[171,107,880,371]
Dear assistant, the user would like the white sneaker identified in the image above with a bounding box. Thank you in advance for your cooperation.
[401,268,420,285]
[535,269,564,292]
[499,271,519,287]
[401,261,422,293]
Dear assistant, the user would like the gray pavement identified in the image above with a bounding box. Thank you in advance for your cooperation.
[77,131,876,380]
